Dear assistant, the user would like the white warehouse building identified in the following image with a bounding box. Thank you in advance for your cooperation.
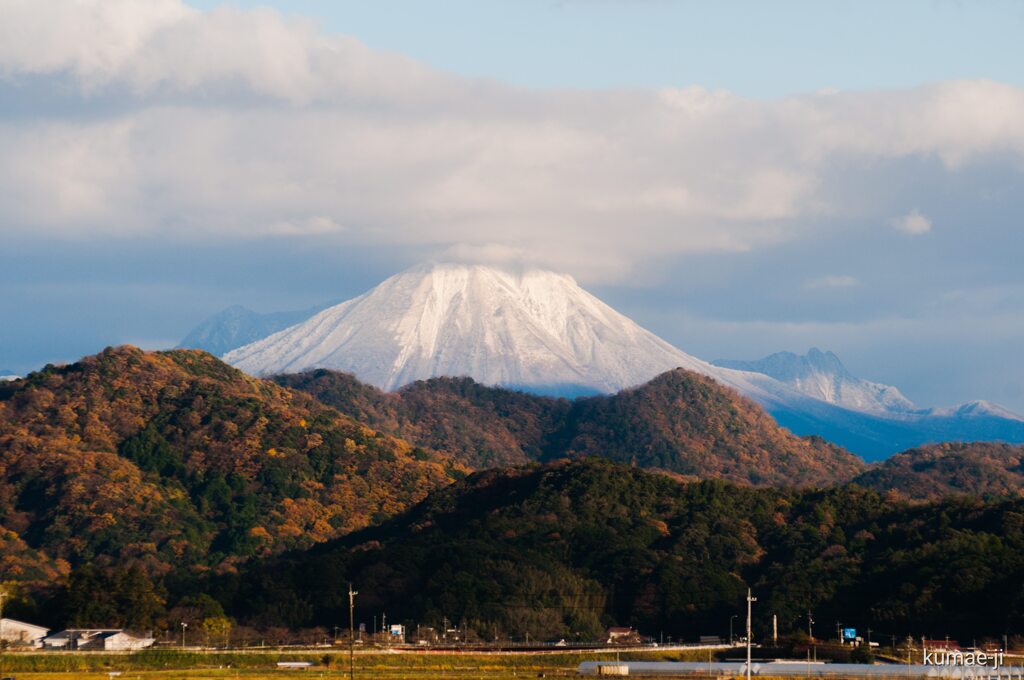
[0,617,50,647]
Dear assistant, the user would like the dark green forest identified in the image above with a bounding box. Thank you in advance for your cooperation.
[2,348,1024,645]
[213,459,1024,643]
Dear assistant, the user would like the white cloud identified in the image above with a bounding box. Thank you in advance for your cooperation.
[0,0,1020,282]
[805,275,861,290]
[266,216,345,236]
[892,209,933,235]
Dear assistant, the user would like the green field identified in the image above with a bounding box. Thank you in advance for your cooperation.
[0,649,716,680]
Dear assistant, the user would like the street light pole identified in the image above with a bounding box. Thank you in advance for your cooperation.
[181,622,187,648]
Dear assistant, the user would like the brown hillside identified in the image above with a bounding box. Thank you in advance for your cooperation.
[279,367,865,487]
[0,346,465,580]
[854,441,1024,500]
[556,369,865,486]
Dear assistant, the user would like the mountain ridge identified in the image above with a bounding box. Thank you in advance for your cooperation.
[178,302,337,357]
[276,366,865,486]
[0,346,465,581]
[191,262,1024,460]
[854,442,1024,500]
[714,348,915,414]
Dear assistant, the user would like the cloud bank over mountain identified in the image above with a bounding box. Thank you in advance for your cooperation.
[2,0,1023,414]
[2,0,1023,281]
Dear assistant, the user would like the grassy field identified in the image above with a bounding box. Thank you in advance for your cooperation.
[0,649,717,680]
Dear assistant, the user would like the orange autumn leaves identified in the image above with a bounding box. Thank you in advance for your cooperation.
[0,346,466,582]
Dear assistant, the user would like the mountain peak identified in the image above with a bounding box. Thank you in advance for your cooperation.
[225,261,709,393]
[713,348,915,414]
[413,260,577,282]
[926,399,1024,422]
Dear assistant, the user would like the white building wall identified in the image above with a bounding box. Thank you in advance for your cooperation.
[0,618,49,647]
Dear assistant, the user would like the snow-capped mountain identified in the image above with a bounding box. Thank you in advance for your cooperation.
[714,348,915,414]
[208,262,1024,460]
[924,400,1024,422]
[225,263,719,395]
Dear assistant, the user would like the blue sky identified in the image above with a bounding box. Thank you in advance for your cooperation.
[1,0,1024,414]
[188,0,1024,96]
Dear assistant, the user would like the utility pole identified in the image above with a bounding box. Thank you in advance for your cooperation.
[348,584,358,680]
[773,614,778,646]
[808,612,817,661]
[0,588,6,660]
[0,589,5,679]
[746,588,757,680]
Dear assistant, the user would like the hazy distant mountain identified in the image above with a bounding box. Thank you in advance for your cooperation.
[222,262,1024,460]
[178,302,335,357]
[713,349,1024,459]
[923,400,1024,421]
[714,348,914,414]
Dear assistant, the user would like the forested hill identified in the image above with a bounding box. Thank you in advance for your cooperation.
[0,346,465,581]
[276,368,865,486]
[274,371,568,468]
[854,442,1024,499]
[225,457,1024,642]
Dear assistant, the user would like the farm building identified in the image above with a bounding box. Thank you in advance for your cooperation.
[43,629,155,651]
[0,618,49,647]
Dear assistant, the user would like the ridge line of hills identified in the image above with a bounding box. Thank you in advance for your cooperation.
[174,262,1024,462]
[274,367,864,487]
[2,346,1023,635]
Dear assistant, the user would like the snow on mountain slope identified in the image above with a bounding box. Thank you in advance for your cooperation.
[714,348,915,414]
[226,263,721,393]
[217,262,940,412]
[222,262,1024,460]
[925,400,1024,422]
